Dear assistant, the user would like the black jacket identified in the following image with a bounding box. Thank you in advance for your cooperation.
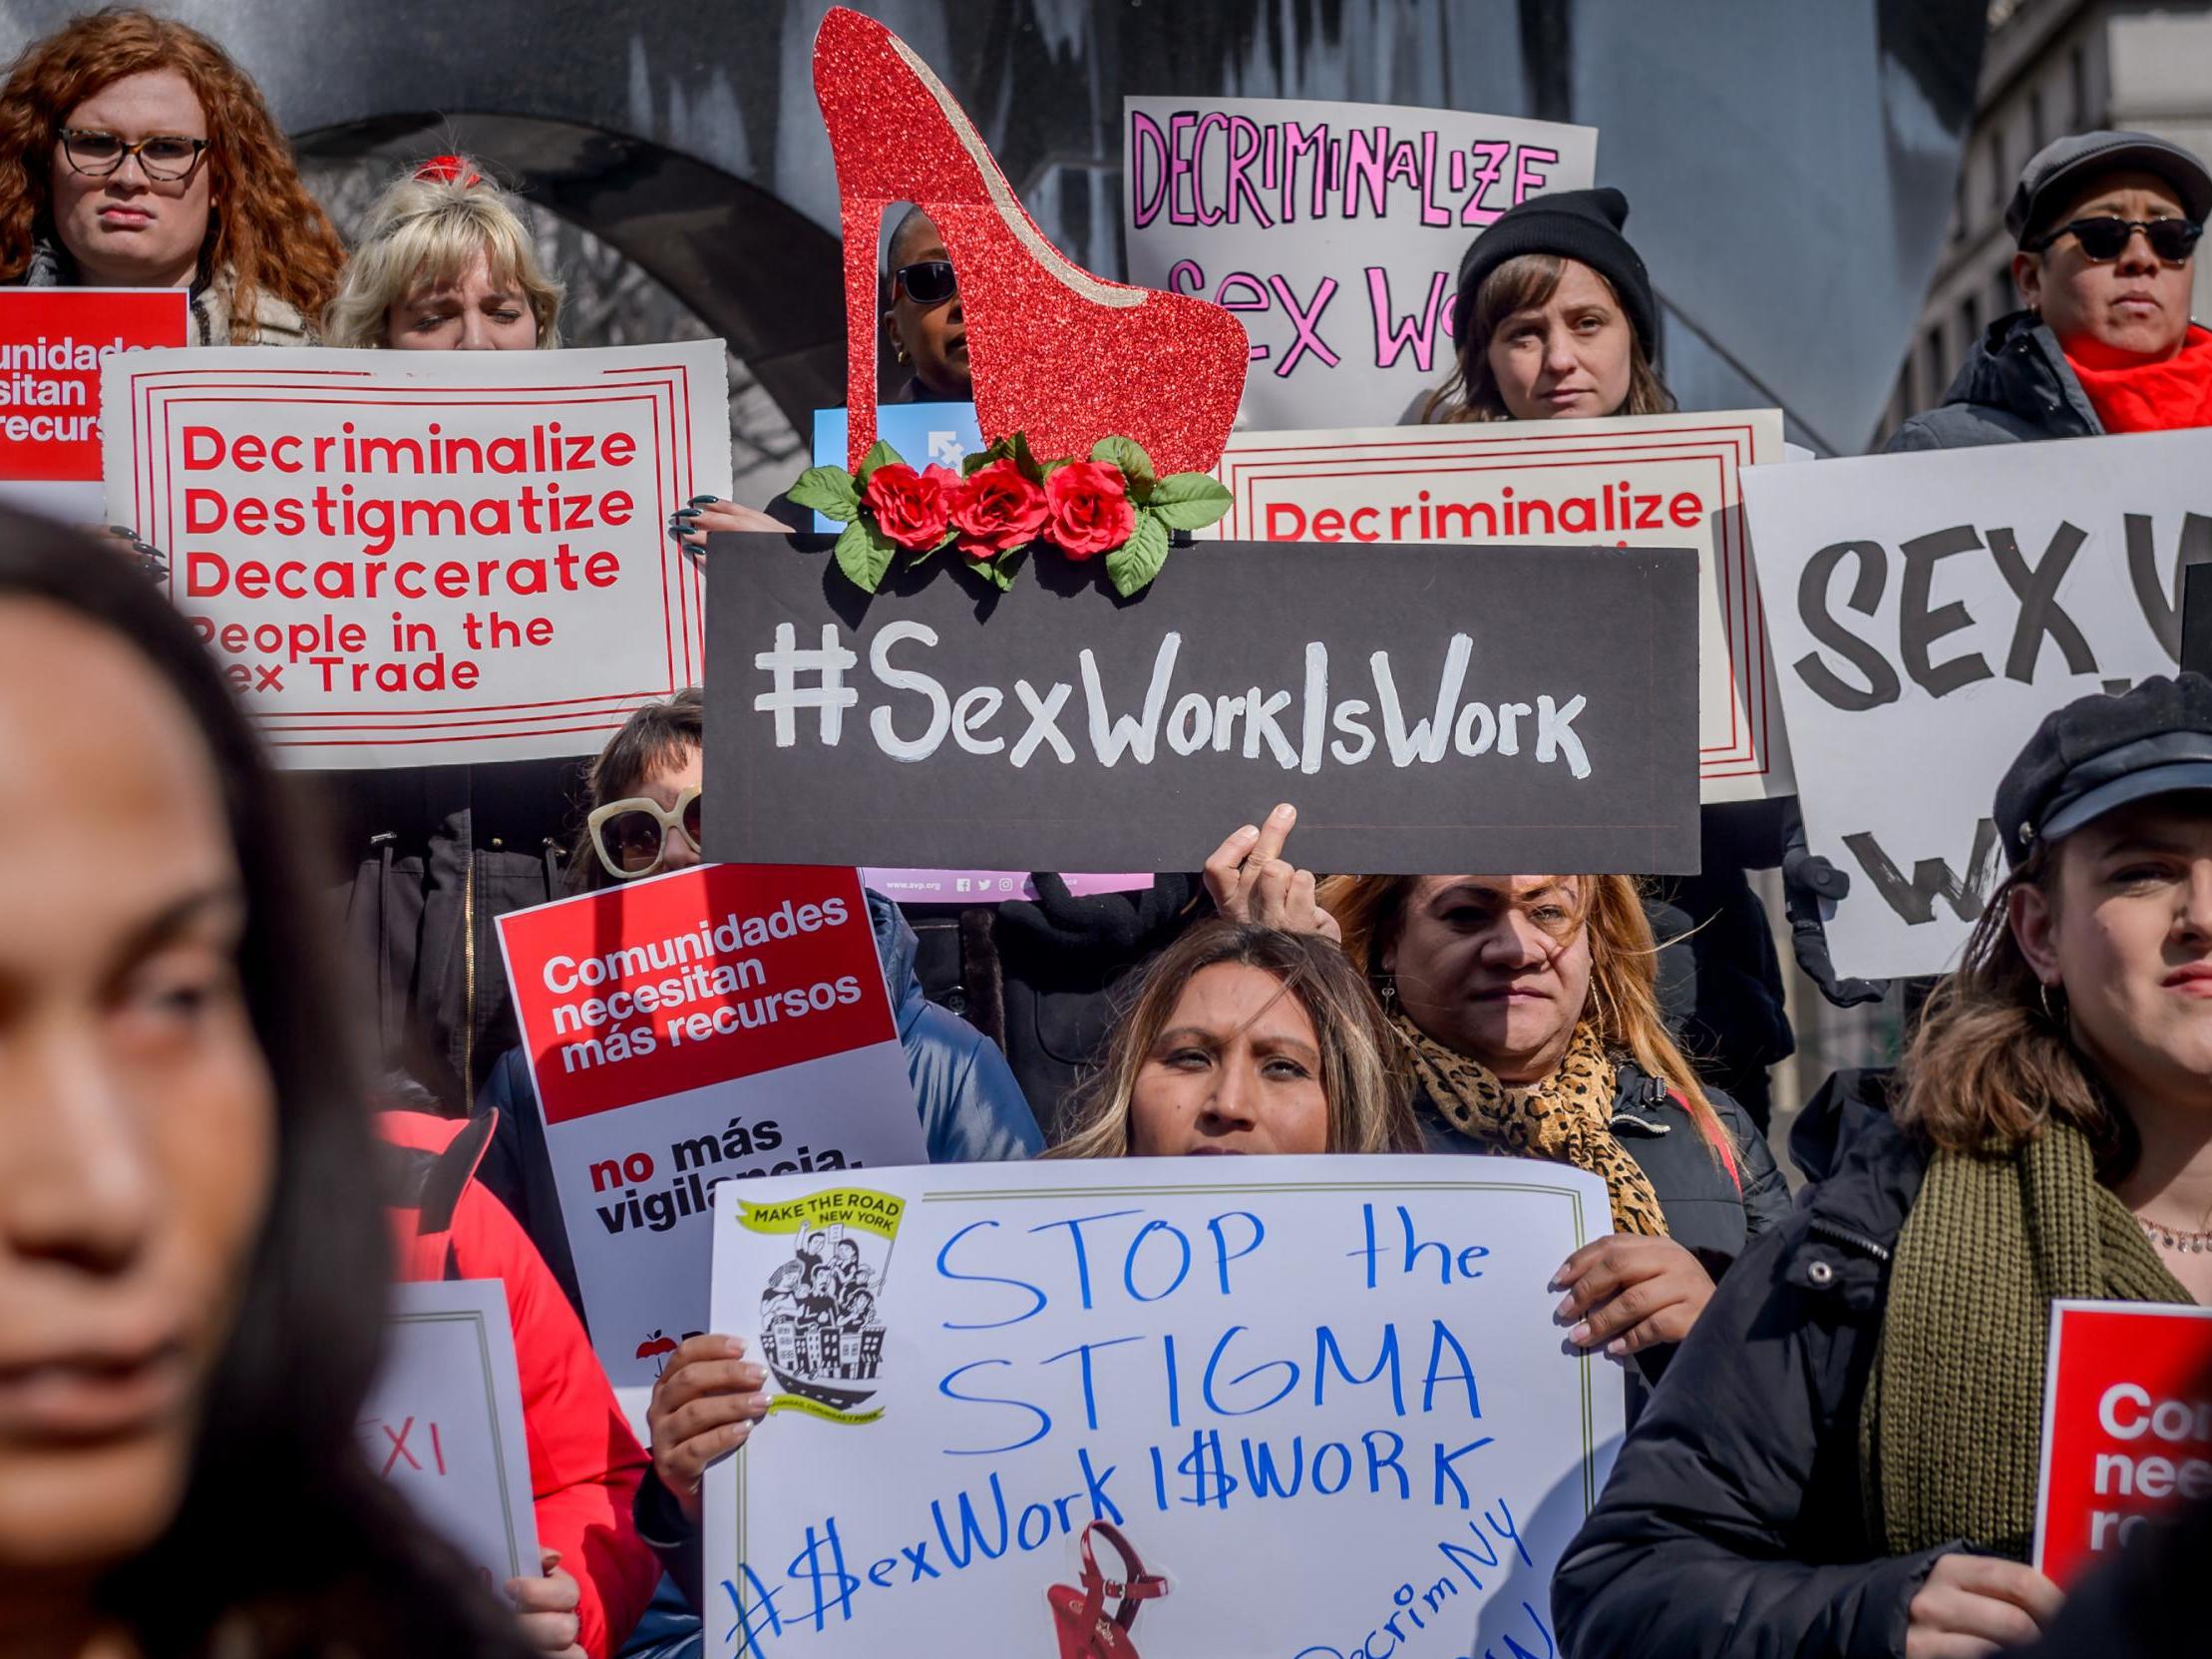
[1552,1108,1948,1659]
[1885,311,2101,452]
[1412,1057,1792,1269]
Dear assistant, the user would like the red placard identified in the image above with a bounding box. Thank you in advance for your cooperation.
[0,289,187,481]
[497,862,894,1124]
[2034,1300,2212,1583]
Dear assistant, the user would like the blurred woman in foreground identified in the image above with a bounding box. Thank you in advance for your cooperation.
[0,509,526,1657]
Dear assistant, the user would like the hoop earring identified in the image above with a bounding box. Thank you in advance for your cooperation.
[2039,981,2067,1024]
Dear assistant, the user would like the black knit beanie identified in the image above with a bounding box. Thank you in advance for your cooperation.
[1449,187,1658,361]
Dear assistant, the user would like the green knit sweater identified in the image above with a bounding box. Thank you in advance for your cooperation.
[1862,1120,2189,1559]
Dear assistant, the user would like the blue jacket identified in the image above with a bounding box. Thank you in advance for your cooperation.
[474,890,1040,1318]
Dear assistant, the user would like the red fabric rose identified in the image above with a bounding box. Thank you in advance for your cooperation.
[861,462,958,552]
[1042,460,1136,560]
[949,459,1049,559]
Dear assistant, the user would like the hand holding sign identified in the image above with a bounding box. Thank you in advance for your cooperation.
[508,1551,587,1659]
[1903,1554,2061,1657]
[647,1334,771,1524]
[1550,1234,1717,1361]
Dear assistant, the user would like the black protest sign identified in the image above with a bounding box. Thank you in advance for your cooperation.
[2185,563,2212,676]
[703,535,1698,875]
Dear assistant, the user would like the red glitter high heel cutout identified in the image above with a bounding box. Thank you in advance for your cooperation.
[813,7,1248,476]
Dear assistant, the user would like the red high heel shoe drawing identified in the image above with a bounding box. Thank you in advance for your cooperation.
[1046,1520,1169,1659]
[813,7,1249,477]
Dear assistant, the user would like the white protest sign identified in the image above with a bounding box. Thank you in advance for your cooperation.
[363,1279,541,1586]
[1743,427,2212,979]
[102,342,732,766]
[1124,97,1597,430]
[703,1156,1622,1659]
[1211,412,1792,801]
[497,862,925,1389]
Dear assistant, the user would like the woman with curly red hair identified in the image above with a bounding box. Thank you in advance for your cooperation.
[0,7,343,343]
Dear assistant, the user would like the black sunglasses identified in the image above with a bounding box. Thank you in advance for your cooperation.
[895,259,957,306]
[2029,214,2203,262]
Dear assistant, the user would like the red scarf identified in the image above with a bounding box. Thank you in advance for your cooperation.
[2065,325,2212,434]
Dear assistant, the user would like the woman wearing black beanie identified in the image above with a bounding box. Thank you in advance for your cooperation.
[1420,187,1799,1137]
[1424,185,1670,422]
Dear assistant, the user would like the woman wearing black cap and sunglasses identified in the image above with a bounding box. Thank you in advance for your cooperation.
[1889,129,2212,451]
[1553,674,2212,1659]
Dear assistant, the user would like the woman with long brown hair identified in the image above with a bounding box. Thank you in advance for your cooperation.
[0,8,343,343]
[636,920,1412,1606]
[1554,676,2212,1659]
[1050,918,1419,1160]
[1205,806,1788,1369]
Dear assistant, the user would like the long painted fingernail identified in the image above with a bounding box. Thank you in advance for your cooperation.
[1606,1339,1628,1359]
[1568,1321,1591,1345]
[687,494,721,506]
[1553,1293,1576,1321]
[736,1364,766,1388]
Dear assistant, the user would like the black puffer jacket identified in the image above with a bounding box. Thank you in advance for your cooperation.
[1552,1108,1947,1659]
[1885,311,2101,451]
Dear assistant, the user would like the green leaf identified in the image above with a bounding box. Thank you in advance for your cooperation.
[1009,431,1045,484]
[1144,470,1233,531]
[832,518,897,593]
[963,435,1015,476]
[908,528,957,566]
[1091,435,1157,497]
[1038,457,1071,480]
[855,439,905,486]
[1105,510,1171,598]
[786,465,861,521]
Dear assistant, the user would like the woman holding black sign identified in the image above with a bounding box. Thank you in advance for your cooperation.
[1424,186,1813,1127]
[1553,676,2212,1659]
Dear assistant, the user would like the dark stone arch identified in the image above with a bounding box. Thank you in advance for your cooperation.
[292,113,845,431]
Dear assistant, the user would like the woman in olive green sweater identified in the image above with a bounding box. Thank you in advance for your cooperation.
[1556,673,2212,1659]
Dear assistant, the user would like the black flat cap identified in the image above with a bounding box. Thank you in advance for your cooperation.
[1995,673,2212,866]
[2008,130,2212,245]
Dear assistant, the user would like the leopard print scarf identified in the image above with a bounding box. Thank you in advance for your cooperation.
[1393,1013,1670,1237]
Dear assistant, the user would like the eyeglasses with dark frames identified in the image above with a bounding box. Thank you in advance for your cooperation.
[57,128,209,182]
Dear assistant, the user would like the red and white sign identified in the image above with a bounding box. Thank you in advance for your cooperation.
[2034,1299,2212,1584]
[1208,411,1791,800]
[0,288,188,522]
[496,862,924,1386]
[101,342,731,767]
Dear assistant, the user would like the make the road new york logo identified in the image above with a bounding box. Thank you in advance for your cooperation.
[737,1187,906,1425]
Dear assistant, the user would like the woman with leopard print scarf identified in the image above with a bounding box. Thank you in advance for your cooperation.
[1203,806,1790,1372]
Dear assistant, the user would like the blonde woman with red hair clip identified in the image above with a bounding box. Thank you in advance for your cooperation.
[322,155,562,350]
